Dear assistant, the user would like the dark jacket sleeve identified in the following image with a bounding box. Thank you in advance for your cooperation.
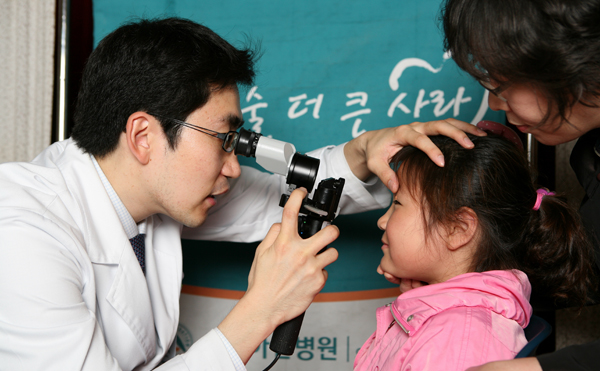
[570,128,600,275]
[537,340,600,371]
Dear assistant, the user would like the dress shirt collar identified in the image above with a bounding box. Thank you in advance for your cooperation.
[90,155,146,239]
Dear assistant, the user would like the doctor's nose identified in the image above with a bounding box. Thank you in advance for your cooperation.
[222,152,241,179]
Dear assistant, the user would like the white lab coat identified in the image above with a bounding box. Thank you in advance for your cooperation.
[0,139,389,371]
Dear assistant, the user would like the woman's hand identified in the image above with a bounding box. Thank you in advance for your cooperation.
[344,119,486,192]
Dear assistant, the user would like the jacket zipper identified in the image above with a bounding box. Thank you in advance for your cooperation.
[386,303,410,334]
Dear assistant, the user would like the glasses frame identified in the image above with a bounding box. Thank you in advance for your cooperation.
[149,113,239,153]
[478,79,508,102]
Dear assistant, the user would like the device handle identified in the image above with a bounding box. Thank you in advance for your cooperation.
[269,312,306,356]
[268,218,324,355]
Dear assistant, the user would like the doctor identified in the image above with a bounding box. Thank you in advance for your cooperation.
[0,17,481,370]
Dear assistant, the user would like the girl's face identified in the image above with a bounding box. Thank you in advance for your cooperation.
[487,83,600,145]
[377,181,446,284]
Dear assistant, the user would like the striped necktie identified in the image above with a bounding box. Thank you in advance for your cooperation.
[129,234,146,275]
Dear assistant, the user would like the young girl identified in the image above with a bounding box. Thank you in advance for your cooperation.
[354,128,596,371]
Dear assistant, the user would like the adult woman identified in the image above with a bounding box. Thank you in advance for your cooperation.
[434,0,599,369]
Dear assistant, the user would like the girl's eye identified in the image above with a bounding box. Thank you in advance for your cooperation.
[393,200,401,206]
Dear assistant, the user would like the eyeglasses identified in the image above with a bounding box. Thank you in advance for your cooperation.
[149,113,239,152]
[478,79,507,102]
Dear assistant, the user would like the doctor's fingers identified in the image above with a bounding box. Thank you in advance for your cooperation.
[256,223,282,255]
[313,245,338,271]
[248,223,281,286]
[271,221,340,264]
[275,186,340,257]
[278,187,308,238]
[299,224,340,257]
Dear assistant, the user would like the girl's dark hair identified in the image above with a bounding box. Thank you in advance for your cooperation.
[441,0,600,125]
[72,17,259,157]
[393,134,595,306]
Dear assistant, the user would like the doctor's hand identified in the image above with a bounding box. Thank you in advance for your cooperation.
[245,187,339,322]
[344,119,486,193]
[218,187,339,364]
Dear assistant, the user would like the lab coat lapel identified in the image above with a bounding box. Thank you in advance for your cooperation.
[105,241,157,360]
[145,215,183,358]
[58,141,157,362]
[82,182,157,362]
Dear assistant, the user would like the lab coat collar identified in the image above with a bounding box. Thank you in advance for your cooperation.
[54,139,162,361]
[54,139,134,264]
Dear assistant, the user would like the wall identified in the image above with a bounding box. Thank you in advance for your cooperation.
[0,0,55,163]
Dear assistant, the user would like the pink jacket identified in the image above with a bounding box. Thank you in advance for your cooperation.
[354,270,532,371]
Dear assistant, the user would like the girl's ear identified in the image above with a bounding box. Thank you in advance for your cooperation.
[445,207,479,251]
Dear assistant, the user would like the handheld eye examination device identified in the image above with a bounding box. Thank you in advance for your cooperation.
[234,128,345,369]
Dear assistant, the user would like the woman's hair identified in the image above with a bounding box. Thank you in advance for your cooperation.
[441,0,600,125]
[392,133,595,306]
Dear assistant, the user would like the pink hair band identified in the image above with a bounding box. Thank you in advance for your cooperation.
[533,188,555,211]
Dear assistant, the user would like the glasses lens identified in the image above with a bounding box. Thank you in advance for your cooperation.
[223,132,239,152]
[479,79,494,90]
[479,79,507,102]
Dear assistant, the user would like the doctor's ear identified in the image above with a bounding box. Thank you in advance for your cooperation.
[126,112,157,165]
[444,207,479,251]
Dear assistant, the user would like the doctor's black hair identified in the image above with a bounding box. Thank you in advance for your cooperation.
[72,17,258,157]
[391,134,596,307]
[441,0,600,125]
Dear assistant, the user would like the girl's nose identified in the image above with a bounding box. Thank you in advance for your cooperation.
[377,207,391,230]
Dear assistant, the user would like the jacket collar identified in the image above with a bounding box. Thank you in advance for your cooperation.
[388,270,532,337]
